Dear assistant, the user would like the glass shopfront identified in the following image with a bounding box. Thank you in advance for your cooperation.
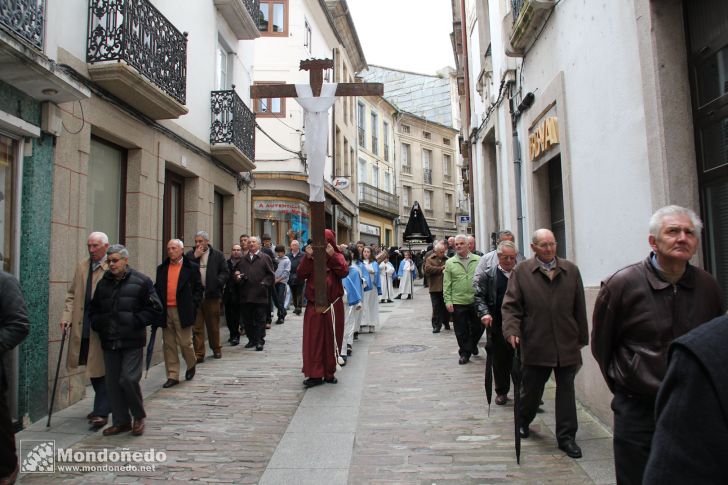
[254,198,310,246]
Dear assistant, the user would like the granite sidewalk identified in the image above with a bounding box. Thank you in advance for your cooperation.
[15,283,615,484]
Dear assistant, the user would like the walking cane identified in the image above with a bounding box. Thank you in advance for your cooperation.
[47,326,68,427]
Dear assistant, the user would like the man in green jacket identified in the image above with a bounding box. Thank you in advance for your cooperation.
[444,234,482,364]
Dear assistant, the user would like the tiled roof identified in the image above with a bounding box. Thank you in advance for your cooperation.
[359,65,454,128]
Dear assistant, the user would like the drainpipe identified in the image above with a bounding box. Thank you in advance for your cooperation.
[509,91,534,250]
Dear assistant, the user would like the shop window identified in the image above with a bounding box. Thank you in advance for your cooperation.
[254,199,310,246]
[88,138,126,245]
[259,0,288,36]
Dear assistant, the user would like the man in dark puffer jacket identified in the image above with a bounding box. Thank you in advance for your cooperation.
[90,244,162,437]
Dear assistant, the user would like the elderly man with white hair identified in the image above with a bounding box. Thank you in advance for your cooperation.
[60,231,111,429]
[155,239,203,388]
[592,205,725,484]
[443,234,482,364]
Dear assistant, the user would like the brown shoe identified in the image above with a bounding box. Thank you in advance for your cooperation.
[102,423,132,436]
[131,418,145,436]
[162,378,179,388]
[213,352,222,359]
[90,416,108,428]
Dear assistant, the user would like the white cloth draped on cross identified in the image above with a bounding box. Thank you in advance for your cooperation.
[294,83,338,202]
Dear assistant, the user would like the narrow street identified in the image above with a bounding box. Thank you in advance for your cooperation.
[16,283,614,484]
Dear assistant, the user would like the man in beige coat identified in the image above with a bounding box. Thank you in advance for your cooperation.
[61,232,110,429]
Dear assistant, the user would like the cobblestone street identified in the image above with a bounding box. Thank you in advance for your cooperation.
[16,283,614,484]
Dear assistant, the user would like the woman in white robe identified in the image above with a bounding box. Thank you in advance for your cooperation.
[379,255,396,303]
[361,247,380,332]
[396,251,417,299]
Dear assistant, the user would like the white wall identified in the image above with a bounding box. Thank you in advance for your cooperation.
[515,0,652,285]
[253,0,342,175]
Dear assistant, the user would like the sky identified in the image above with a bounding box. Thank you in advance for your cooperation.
[345,0,455,75]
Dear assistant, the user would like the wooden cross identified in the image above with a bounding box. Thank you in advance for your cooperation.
[251,59,383,312]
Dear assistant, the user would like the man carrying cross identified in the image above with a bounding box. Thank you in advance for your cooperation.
[251,59,382,387]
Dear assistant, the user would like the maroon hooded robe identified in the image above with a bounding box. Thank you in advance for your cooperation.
[297,229,348,379]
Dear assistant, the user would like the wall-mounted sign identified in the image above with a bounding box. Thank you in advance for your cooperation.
[359,222,381,236]
[459,215,471,223]
[529,116,559,161]
[332,177,350,189]
[254,200,309,218]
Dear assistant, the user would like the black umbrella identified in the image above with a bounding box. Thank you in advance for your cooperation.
[145,326,158,378]
[511,343,523,464]
[484,328,493,416]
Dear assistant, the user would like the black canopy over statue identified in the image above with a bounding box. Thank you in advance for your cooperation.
[402,201,433,244]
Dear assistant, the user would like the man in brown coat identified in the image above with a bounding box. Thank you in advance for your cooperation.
[423,241,450,333]
[61,231,110,429]
[502,228,588,459]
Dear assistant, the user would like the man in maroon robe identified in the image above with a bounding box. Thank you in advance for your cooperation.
[297,229,348,387]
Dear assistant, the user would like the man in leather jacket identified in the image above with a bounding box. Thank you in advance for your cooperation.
[592,205,725,485]
[473,241,518,405]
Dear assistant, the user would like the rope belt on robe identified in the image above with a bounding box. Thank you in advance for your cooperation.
[321,297,345,369]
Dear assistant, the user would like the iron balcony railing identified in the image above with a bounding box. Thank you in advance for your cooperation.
[210,89,256,162]
[371,135,378,155]
[0,0,45,49]
[512,0,525,23]
[359,183,399,214]
[243,0,259,27]
[424,168,433,185]
[384,143,389,162]
[358,127,365,148]
[87,0,188,104]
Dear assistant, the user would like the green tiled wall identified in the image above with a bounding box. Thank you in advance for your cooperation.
[8,82,53,421]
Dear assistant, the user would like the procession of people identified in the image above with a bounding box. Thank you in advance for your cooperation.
[6,203,724,484]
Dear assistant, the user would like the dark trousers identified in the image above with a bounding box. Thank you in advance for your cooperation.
[274,283,288,320]
[486,324,514,396]
[429,292,448,330]
[243,302,267,345]
[0,384,16,477]
[267,287,274,323]
[90,375,110,417]
[452,304,484,357]
[103,347,145,426]
[612,390,656,485]
[520,364,579,444]
[224,301,241,340]
[291,284,304,312]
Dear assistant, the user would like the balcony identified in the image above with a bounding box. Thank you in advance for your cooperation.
[210,89,256,172]
[87,0,188,119]
[371,135,378,155]
[0,0,89,104]
[507,0,557,56]
[214,0,260,40]
[1,0,44,48]
[423,168,432,185]
[384,143,389,162]
[359,183,399,218]
[358,127,365,147]
[401,164,411,175]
